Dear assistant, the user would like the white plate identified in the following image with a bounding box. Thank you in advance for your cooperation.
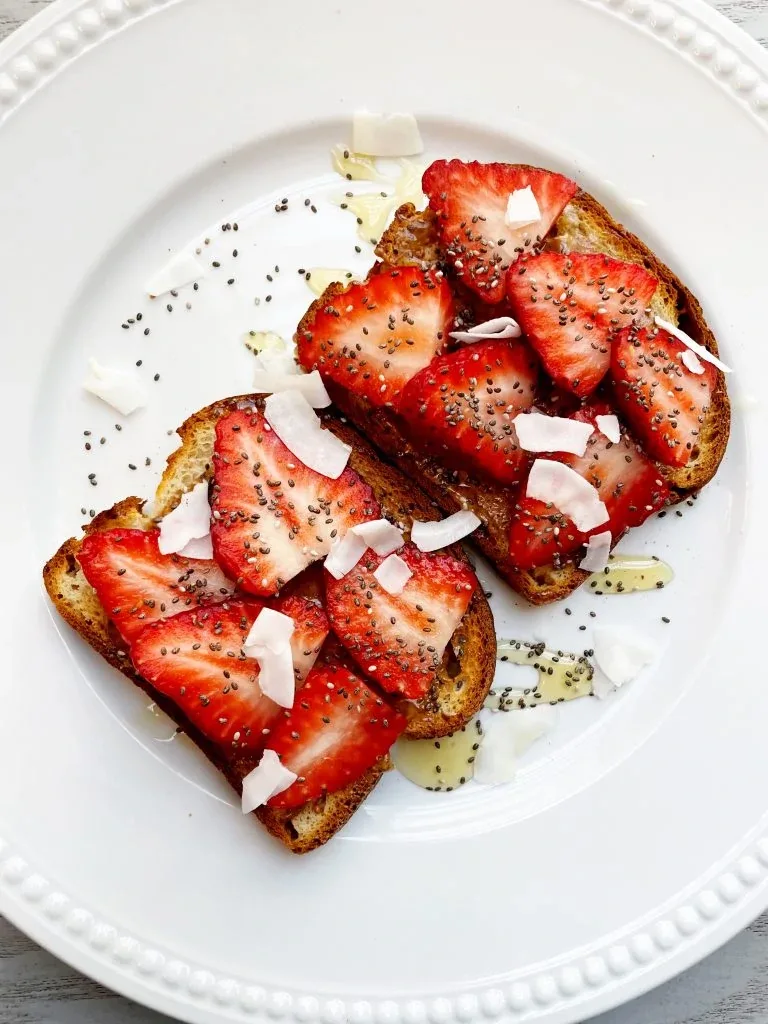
[0,0,766,1021]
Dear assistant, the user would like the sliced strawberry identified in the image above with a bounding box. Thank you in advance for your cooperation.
[508,407,672,570]
[266,659,406,809]
[324,543,477,700]
[130,597,328,756]
[611,323,717,467]
[398,339,539,486]
[77,528,235,645]
[273,593,329,682]
[296,267,454,409]
[506,252,659,397]
[422,161,578,304]
[211,408,380,596]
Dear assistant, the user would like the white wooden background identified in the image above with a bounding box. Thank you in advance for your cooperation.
[1,0,767,1021]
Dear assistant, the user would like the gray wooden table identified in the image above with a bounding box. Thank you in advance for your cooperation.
[1,0,767,1021]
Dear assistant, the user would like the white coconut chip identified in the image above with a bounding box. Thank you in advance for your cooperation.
[352,519,404,557]
[526,460,609,533]
[592,625,657,699]
[513,413,593,455]
[504,186,542,230]
[579,530,612,572]
[244,608,296,654]
[595,414,621,444]
[352,111,423,157]
[680,349,705,375]
[474,706,558,786]
[241,750,297,813]
[654,316,732,373]
[158,481,212,556]
[411,510,481,552]
[82,359,148,416]
[373,553,412,595]
[243,609,297,709]
[177,535,214,560]
[449,316,521,344]
[324,531,368,580]
[145,249,206,298]
[264,390,351,479]
[252,368,330,408]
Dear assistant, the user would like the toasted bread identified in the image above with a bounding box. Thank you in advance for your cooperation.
[43,396,495,852]
[327,182,731,605]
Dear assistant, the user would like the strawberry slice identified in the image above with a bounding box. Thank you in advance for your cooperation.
[422,161,579,304]
[324,543,478,699]
[130,597,328,756]
[266,659,406,810]
[77,528,235,644]
[273,593,329,682]
[508,407,671,570]
[296,267,454,409]
[506,253,659,398]
[211,408,380,596]
[611,323,717,467]
[398,338,539,487]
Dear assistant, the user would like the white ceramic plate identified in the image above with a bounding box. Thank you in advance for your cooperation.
[1,0,767,1021]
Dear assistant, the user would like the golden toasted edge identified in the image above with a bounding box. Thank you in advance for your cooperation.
[43,394,495,850]
[256,761,389,855]
[308,182,731,603]
[560,191,730,493]
[41,444,395,854]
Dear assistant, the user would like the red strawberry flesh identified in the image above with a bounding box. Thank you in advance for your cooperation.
[130,596,329,756]
[398,338,539,487]
[266,658,406,809]
[211,408,380,596]
[324,543,478,699]
[611,323,717,467]
[508,407,671,570]
[506,252,658,397]
[77,528,235,644]
[422,161,579,304]
[296,267,454,409]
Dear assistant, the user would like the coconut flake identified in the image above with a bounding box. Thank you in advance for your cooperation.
[158,481,211,555]
[264,390,351,479]
[654,316,732,373]
[513,413,593,455]
[244,608,295,654]
[353,519,404,557]
[595,414,621,444]
[474,706,558,785]
[504,186,542,230]
[526,460,609,533]
[146,250,205,298]
[411,510,481,552]
[352,111,423,157]
[243,609,297,708]
[324,531,367,579]
[579,531,612,572]
[253,368,331,408]
[680,349,704,375]
[449,316,521,344]
[177,534,214,560]
[241,749,297,813]
[592,625,657,698]
[373,553,412,595]
[82,359,148,416]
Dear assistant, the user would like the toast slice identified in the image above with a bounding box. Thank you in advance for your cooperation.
[312,184,731,606]
[43,396,495,853]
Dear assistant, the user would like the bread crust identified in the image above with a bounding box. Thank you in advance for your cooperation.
[335,182,733,604]
[43,398,496,852]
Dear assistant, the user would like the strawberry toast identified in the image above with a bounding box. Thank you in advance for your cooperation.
[44,396,495,853]
[297,160,730,604]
